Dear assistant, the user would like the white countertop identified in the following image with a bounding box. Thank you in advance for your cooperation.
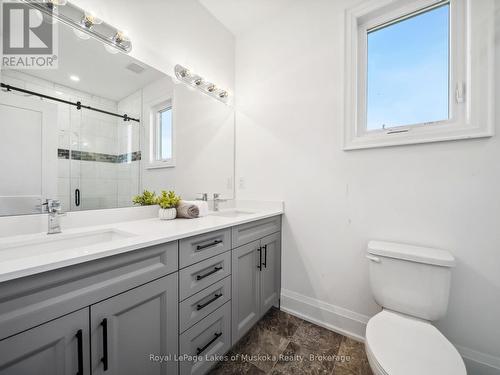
[0,202,283,283]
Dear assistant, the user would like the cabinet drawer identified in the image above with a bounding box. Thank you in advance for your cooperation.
[179,251,231,301]
[0,241,178,340]
[232,216,281,248]
[179,302,231,375]
[179,276,231,333]
[179,229,231,268]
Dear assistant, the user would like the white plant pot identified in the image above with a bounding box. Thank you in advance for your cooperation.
[159,207,176,220]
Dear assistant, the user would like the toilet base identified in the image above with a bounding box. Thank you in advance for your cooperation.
[365,342,387,375]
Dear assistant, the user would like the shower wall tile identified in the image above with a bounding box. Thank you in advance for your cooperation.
[58,159,70,179]
[80,161,97,179]
[57,178,70,197]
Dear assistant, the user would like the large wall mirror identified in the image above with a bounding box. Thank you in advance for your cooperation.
[0,14,234,216]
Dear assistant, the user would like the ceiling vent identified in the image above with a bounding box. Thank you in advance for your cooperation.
[126,63,145,74]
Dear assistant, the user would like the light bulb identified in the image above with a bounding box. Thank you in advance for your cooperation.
[82,11,102,29]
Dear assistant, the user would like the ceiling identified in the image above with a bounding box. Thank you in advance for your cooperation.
[198,0,295,36]
[21,22,165,102]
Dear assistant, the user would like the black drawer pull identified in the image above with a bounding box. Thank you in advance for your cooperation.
[196,332,222,355]
[197,293,222,310]
[196,266,222,280]
[196,239,223,251]
[257,247,262,270]
[101,318,109,371]
[263,244,268,268]
[75,329,83,375]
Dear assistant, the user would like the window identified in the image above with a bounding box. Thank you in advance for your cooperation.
[156,106,173,161]
[147,100,174,168]
[344,0,494,150]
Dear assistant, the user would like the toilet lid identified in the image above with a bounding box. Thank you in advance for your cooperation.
[366,310,466,375]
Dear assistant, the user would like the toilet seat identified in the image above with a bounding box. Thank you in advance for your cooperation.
[365,310,466,375]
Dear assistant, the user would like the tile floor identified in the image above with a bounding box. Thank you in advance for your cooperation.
[209,307,374,375]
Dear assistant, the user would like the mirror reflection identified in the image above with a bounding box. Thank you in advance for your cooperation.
[0,20,234,216]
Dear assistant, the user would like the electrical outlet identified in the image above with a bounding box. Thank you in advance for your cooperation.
[239,177,245,189]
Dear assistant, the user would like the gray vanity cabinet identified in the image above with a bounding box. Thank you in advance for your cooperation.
[259,232,281,315]
[231,218,282,344]
[231,240,261,343]
[0,308,90,375]
[90,273,178,375]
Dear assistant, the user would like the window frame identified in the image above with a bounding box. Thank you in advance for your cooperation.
[147,99,175,169]
[343,0,495,150]
[155,105,173,162]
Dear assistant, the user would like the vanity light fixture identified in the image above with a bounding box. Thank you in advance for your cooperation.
[25,0,132,53]
[46,0,68,5]
[69,75,80,82]
[174,65,229,104]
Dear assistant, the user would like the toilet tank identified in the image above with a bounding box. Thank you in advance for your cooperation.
[367,240,456,321]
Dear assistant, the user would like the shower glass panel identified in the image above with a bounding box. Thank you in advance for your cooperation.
[64,101,140,212]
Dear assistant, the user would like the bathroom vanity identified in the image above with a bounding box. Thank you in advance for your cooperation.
[0,208,282,375]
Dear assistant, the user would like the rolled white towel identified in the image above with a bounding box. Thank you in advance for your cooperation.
[176,201,199,219]
[182,200,209,217]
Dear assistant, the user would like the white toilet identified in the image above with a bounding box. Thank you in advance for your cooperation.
[365,240,467,375]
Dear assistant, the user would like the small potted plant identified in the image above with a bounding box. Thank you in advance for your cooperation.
[132,190,157,206]
[156,190,180,220]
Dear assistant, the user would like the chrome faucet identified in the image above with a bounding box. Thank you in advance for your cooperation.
[197,193,208,202]
[213,193,227,212]
[43,199,65,234]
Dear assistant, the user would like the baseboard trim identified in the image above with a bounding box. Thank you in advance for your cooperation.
[280,288,500,375]
[280,288,369,342]
[456,345,500,375]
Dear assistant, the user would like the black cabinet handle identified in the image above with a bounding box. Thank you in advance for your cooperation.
[263,244,268,268]
[100,318,108,371]
[196,332,222,355]
[75,189,80,207]
[257,247,262,270]
[197,293,222,310]
[196,239,222,251]
[196,266,222,281]
[75,329,83,375]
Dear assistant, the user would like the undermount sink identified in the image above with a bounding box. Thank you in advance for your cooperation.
[210,210,255,218]
[0,229,135,261]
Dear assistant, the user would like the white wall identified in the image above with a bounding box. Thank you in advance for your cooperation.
[235,1,500,374]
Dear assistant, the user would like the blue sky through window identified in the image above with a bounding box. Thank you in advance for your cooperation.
[366,3,449,131]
